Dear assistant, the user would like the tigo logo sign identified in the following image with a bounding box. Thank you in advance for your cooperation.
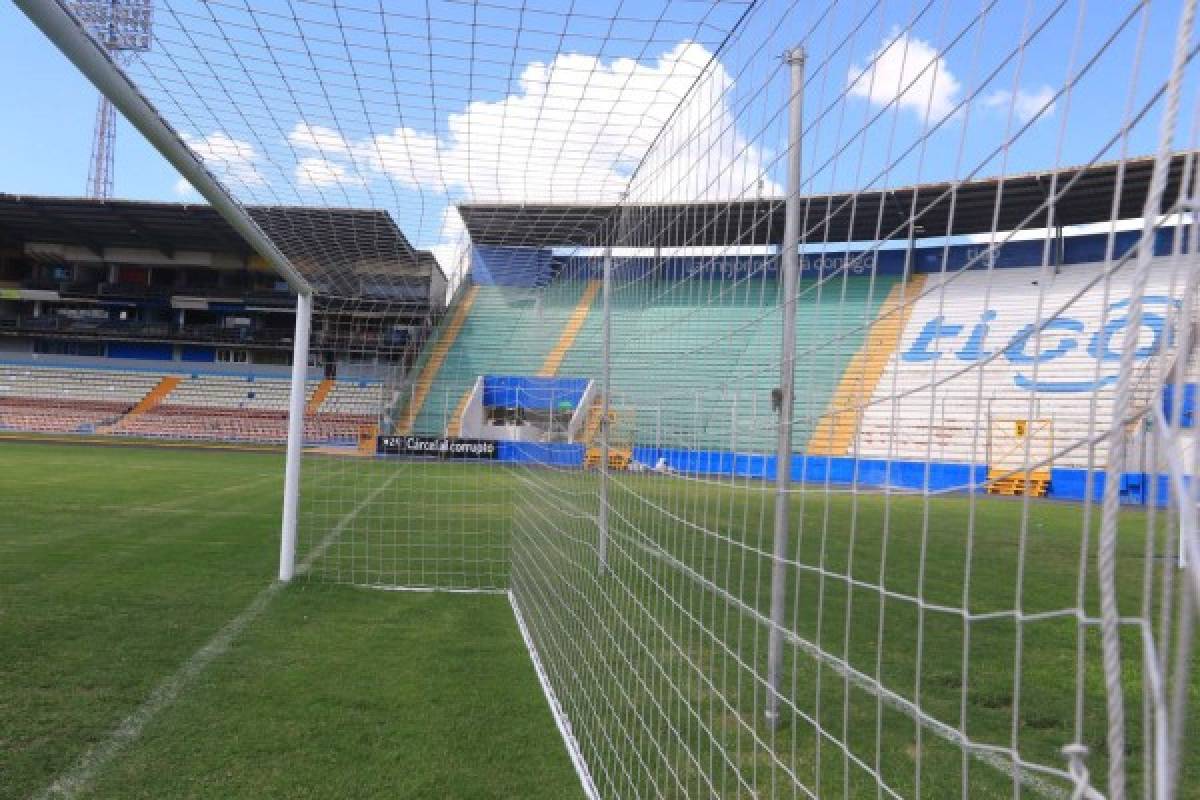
[900,297,1176,392]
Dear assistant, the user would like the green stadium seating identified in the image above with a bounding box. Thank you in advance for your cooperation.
[406,273,899,452]
[406,280,596,435]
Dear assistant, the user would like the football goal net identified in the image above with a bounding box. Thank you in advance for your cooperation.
[19,0,1200,796]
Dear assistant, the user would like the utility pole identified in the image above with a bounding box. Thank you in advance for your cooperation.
[765,45,805,729]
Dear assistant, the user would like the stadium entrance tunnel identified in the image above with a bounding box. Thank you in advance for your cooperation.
[449,375,594,443]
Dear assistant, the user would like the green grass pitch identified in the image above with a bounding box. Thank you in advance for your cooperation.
[1,439,1196,798]
[0,442,583,800]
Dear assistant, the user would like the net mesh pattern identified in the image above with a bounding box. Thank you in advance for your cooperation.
[46,0,1200,797]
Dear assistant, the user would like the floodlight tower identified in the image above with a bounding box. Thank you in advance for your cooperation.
[69,0,153,198]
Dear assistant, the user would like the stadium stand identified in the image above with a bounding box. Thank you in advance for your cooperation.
[557,273,901,454]
[397,268,901,452]
[0,195,437,447]
[852,257,1183,469]
[401,280,599,435]
[3,249,1184,470]
[0,362,378,445]
[384,242,1187,497]
[0,364,158,433]
[2,230,1185,474]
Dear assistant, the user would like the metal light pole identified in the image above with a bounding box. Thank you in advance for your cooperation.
[765,46,805,729]
[14,0,311,293]
[599,243,613,573]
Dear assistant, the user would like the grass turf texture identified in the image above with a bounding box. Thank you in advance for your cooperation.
[0,442,583,799]
[2,440,1196,798]
[289,453,1198,798]
[516,469,1200,799]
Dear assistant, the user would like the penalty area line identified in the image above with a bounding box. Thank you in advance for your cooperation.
[34,474,396,800]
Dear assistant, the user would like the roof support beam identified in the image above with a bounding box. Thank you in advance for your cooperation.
[458,155,1189,248]
[23,201,105,257]
[113,210,175,258]
[13,0,313,295]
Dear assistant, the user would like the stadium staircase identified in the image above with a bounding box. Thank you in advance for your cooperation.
[103,375,183,432]
[446,389,473,437]
[131,375,183,415]
[396,285,479,434]
[807,276,927,455]
[306,378,336,414]
[539,280,601,376]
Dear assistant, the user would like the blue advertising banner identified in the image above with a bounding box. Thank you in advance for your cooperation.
[473,227,1189,284]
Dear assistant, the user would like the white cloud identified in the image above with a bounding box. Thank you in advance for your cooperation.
[847,31,1058,128]
[172,176,198,198]
[181,132,266,188]
[983,85,1057,123]
[429,206,471,294]
[628,45,780,202]
[848,30,961,122]
[274,41,777,282]
[289,123,353,158]
[295,156,364,189]
[353,125,443,191]
[285,41,774,205]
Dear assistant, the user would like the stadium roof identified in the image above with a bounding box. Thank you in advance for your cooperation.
[0,194,440,286]
[458,154,1194,248]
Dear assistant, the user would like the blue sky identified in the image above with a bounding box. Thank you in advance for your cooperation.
[0,1,186,200]
[1,0,1192,261]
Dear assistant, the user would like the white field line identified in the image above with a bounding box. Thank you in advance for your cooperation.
[509,591,601,800]
[33,473,396,800]
[363,585,508,594]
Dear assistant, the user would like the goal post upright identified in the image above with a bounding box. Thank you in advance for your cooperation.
[279,290,313,582]
[12,0,320,585]
[598,241,613,574]
[766,44,805,729]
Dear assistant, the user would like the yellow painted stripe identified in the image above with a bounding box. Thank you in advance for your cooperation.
[807,275,928,456]
[445,388,473,437]
[130,375,182,416]
[537,281,601,377]
[103,375,183,432]
[306,378,336,415]
[395,285,479,434]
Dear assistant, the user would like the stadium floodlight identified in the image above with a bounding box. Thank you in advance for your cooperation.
[68,0,151,51]
[19,0,1200,797]
[67,0,153,198]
